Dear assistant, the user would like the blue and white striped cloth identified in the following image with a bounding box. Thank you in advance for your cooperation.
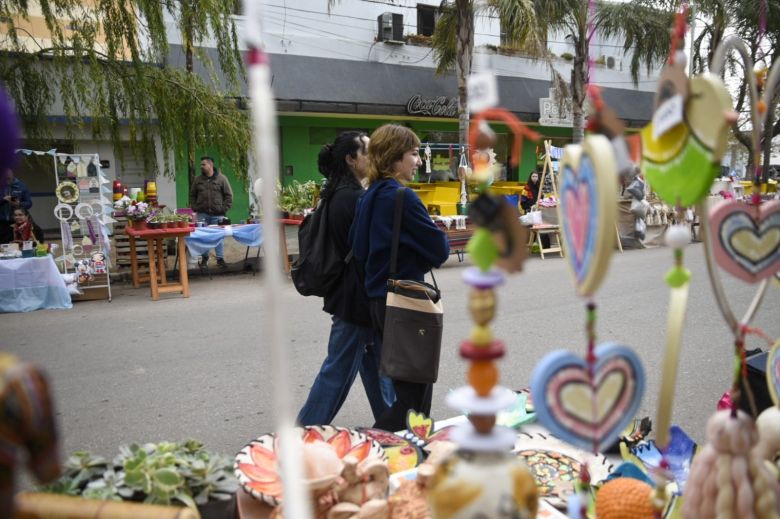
[184,224,263,258]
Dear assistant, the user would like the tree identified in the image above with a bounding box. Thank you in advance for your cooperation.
[684,0,780,178]
[433,0,674,144]
[0,0,249,180]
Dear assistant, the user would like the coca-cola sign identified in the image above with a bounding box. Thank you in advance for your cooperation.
[406,95,458,117]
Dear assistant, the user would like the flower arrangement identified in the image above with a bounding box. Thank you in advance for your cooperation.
[125,201,150,221]
[113,196,132,211]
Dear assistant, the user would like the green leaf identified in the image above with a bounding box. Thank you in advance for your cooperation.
[174,491,198,510]
[153,468,183,491]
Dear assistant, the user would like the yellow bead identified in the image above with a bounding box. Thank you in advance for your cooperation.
[470,325,493,346]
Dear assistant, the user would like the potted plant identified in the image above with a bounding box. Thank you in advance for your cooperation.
[175,214,190,228]
[279,180,318,220]
[125,201,151,230]
[39,440,238,519]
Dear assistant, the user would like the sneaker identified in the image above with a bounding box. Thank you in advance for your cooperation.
[216,258,228,270]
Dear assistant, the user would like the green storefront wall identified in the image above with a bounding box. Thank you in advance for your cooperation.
[276,114,572,186]
[173,114,575,218]
[175,150,249,224]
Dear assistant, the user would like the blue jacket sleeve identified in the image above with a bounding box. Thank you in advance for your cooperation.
[19,183,32,210]
[400,188,449,268]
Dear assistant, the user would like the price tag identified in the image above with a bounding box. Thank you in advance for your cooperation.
[652,94,684,139]
[468,72,498,113]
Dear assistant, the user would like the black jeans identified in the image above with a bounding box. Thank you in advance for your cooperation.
[369,297,433,432]
[0,221,12,244]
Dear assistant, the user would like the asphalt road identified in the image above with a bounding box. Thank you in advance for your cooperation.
[2,242,778,463]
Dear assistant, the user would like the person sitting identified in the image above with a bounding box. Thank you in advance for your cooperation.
[12,208,44,245]
[521,170,541,214]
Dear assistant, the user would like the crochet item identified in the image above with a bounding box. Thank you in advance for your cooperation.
[595,477,655,519]
[682,410,779,519]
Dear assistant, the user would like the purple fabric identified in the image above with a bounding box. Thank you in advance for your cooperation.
[0,85,20,192]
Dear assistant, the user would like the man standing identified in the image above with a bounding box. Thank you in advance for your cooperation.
[189,156,233,268]
[0,169,32,244]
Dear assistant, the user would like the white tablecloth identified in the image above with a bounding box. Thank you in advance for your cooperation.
[184,224,263,257]
[0,256,72,312]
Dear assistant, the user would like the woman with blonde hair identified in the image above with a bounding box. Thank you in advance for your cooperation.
[349,124,449,431]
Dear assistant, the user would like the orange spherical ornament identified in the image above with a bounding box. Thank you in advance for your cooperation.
[468,360,498,397]
[595,478,655,519]
[758,100,767,115]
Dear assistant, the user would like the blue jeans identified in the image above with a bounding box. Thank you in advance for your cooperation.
[297,316,395,426]
[196,213,224,259]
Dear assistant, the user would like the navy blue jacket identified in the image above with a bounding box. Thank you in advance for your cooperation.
[349,178,449,299]
[0,177,32,223]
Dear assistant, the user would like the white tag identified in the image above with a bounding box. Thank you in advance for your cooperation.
[652,94,684,139]
[468,72,498,113]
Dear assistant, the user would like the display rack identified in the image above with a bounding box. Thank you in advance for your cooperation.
[52,152,113,302]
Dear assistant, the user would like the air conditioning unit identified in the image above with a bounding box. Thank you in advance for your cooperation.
[377,12,404,44]
[604,55,621,70]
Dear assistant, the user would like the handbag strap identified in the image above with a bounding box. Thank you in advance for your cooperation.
[388,186,439,292]
[389,187,406,277]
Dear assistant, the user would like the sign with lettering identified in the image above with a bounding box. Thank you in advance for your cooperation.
[406,95,458,117]
[539,89,573,127]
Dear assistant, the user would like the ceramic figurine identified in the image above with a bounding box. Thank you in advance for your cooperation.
[682,410,779,519]
[428,450,537,519]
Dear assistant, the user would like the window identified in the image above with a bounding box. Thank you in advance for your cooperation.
[417,4,437,37]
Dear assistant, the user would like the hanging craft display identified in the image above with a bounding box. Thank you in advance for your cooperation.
[55,181,79,204]
[556,135,617,297]
[428,107,541,519]
[53,203,73,222]
[640,45,735,207]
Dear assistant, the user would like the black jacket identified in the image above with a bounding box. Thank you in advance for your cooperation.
[322,179,370,327]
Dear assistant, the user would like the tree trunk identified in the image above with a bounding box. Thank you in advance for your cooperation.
[570,56,586,144]
[455,0,474,148]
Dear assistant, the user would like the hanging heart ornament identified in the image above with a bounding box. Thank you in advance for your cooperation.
[708,200,780,283]
[530,343,645,452]
[557,135,617,297]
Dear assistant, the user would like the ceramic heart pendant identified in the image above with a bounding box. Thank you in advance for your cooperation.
[557,135,617,297]
[708,200,780,283]
[767,340,780,405]
[642,74,734,207]
[530,343,645,452]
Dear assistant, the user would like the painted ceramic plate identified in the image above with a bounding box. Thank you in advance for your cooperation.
[514,432,613,508]
[357,427,425,474]
[234,425,386,506]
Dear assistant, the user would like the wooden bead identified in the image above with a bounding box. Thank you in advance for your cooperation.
[469,325,493,346]
[468,288,495,325]
[468,360,498,397]
[468,414,496,434]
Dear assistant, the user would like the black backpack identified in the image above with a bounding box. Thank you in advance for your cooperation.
[290,195,350,297]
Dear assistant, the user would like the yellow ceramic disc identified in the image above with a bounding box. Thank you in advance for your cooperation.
[685,73,733,159]
[641,122,690,164]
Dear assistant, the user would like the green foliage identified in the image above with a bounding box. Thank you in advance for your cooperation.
[279,180,318,215]
[0,0,248,179]
[39,439,238,509]
[560,52,574,61]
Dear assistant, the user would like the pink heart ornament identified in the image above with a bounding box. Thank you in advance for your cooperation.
[564,183,591,267]
[709,200,780,283]
[530,343,645,452]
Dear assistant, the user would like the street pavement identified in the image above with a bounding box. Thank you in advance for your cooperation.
[1,242,778,463]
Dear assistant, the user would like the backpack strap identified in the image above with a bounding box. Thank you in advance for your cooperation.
[389,187,406,278]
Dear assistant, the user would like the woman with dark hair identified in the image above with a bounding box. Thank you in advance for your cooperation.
[349,124,449,431]
[297,131,395,426]
[11,207,43,245]
[521,170,541,213]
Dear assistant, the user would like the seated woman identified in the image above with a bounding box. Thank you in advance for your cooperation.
[12,208,44,245]
[520,170,541,214]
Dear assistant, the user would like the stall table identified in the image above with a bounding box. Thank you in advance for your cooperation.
[126,226,193,300]
[0,256,72,312]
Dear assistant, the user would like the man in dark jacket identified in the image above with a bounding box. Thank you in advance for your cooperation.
[0,169,32,244]
[189,156,233,268]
